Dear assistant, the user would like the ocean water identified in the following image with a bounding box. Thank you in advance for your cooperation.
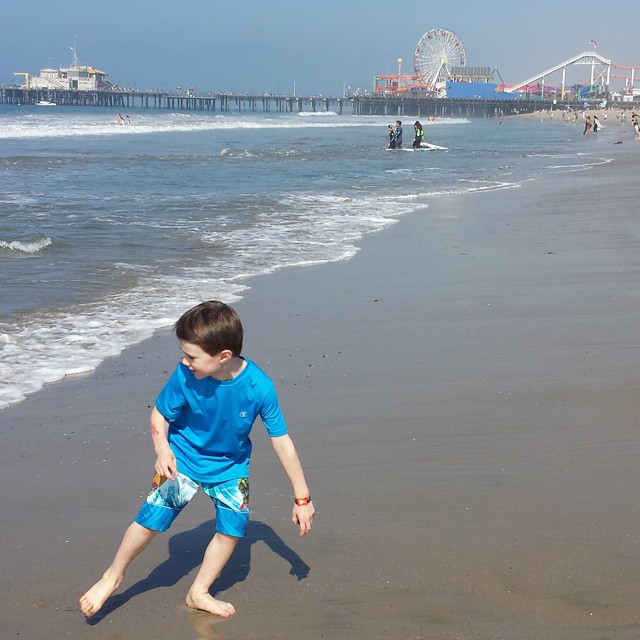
[0,105,614,409]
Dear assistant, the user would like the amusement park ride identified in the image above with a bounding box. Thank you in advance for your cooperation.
[375,27,640,102]
[374,28,472,95]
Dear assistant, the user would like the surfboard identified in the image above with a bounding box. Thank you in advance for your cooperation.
[385,143,448,152]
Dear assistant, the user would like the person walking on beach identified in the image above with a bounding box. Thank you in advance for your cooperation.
[593,115,600,133]
[387,124,397,149]
[621,110,626,125]
[413,120,424,149]
[583,115,592,135]
[79,300,315,619]
[395,120,403,149]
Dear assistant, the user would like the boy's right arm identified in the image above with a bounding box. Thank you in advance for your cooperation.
[150,406,178,480]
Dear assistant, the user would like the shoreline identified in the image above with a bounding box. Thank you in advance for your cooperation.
[513,105,637,123]
[2,139,640,638]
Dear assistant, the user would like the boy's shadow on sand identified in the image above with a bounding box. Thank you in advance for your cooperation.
[87,519,310,625]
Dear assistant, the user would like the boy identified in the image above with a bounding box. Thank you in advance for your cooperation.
[80,300,315,618]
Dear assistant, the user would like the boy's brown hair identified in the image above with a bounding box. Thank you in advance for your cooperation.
[174,300,243,356]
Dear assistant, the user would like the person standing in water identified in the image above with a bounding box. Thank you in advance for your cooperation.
[412,121,424,149]
[395,120,403,149]
[387,124,397,149]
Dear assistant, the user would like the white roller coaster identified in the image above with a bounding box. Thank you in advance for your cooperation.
[504,49,640,99]
[505,51,612,99]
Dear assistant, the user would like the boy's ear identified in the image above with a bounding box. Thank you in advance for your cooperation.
[219,349,233,363]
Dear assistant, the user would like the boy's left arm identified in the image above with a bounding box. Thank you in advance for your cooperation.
[270,434,315,536]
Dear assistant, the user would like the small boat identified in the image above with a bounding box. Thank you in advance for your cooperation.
[36,100,56,106]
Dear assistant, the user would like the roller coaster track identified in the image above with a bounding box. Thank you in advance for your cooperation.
[504,51,612,93]
[504,49,640,99]
[611,61,640,70]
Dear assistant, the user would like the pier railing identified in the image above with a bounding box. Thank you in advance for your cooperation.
[0,86,628,117]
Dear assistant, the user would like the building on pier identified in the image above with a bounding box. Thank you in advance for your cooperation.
[29,65,110,91]
[16,45,111,92]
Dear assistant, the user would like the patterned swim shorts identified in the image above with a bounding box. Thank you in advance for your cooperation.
[135,472,249,538]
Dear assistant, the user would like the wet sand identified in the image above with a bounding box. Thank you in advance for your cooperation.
[515,106,637,128]
[2,134,640,639]
[517,106,635,118]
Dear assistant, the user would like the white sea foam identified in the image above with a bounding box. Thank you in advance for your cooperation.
[0,236,52,253]
[0,111,469,140]
[526,152,589,158]
[545,158,613,170]
[377,180,520,200]
[0,279,247,409]
[0,182,453,410]
[0,181,513,409]
[0,174,521,409]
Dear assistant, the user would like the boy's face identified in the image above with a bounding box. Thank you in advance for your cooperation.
[179,341,231,380]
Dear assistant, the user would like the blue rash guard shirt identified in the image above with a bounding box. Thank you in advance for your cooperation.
[155,358,288,483]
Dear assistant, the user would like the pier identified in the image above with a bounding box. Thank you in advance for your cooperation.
[0,86,615,117]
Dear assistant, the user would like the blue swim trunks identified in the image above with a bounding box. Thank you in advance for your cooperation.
[135,473,249,538]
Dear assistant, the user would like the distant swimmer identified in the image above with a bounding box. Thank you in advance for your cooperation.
[395,120,403,149]
[412,121,424,149]
[126,115,131,125]
[387,124,397,149]
[117,113,125,125]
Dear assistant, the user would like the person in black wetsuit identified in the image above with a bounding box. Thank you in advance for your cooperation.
[413,121,424,149]
[395,120,403,148]
[387,124,397,149]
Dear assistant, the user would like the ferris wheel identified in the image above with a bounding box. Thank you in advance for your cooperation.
[414,28,466,89]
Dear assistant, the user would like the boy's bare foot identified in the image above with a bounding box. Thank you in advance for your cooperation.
[186,590,236,617]
[79,570,124,617]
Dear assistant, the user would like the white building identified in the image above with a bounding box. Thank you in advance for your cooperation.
[29,65,109,91]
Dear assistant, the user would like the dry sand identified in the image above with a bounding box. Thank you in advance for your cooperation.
[2,134,640,639]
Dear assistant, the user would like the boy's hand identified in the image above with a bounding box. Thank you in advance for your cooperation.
[155,448,178,481]
[292,501,315,537]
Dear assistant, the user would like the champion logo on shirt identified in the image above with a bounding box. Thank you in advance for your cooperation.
[239,411,248,418]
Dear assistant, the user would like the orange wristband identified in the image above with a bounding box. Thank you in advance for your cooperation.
[294,496,311,506]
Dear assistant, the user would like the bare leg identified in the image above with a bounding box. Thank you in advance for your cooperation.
[186,532,239,617]
[79,522,159,617]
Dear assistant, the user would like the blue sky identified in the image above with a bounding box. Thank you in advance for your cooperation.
[2,0,638,95]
